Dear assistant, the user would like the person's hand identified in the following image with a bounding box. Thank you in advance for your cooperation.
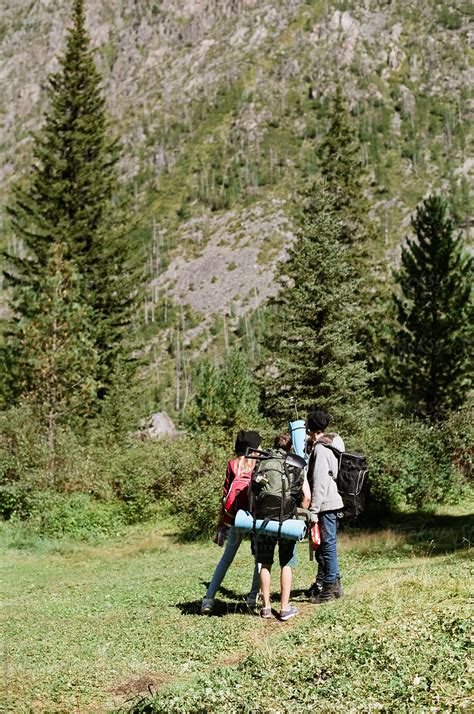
[213,527,228,546]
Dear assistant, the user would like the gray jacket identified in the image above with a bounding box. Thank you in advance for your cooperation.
[309,434,345,520]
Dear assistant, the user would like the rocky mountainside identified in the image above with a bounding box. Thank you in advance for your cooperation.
[1,0,472,399]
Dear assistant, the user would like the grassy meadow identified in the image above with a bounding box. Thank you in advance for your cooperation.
[1,504,472,713]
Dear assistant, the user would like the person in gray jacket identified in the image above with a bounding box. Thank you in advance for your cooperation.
[306,408,344,604]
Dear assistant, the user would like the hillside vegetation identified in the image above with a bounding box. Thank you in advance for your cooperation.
[1,1,471,340]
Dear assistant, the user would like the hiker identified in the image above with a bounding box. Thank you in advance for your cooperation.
[306,408,344,604]
[253,432,311,621]
[201,430,262,615]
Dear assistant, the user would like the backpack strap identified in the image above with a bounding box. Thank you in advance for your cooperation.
[314,441,342,481]
[279,461,288,538]
[315,440,342,458]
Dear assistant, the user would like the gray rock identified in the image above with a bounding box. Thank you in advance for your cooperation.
[139,411,178,439]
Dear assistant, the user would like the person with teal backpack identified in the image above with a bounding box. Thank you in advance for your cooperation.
[251,433,311,621]
[201,430,262,615]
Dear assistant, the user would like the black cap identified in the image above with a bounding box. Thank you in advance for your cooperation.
[235,430,262,456]
[306,409,332,433]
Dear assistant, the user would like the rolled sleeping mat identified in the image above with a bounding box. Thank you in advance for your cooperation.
[234,509,307,541]
[289,419,307,461]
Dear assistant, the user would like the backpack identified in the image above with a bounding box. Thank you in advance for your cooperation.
[316,442,369,520]
[223,458,254,525]
[250,449,306,526]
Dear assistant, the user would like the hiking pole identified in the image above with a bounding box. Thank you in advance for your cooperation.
[291,396,299,421]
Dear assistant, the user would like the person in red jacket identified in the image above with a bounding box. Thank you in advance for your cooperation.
[201,430,262,615]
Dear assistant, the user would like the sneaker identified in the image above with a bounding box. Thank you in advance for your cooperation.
[200,597,214,615]
[280,605,299,621]
[260,606,273,619]
[310,579,343,605]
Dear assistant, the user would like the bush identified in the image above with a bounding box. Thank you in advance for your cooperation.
[0,403,231,540]
[170,470,223,540]
[0,482,32,520]
[0,405,49,519]
[25,492,125,540]
[360,413,472,510]
[111,432,228,537]
[3,399,470,543]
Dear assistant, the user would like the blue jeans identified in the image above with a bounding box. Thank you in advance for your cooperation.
[318,510,340,584]
[206,526,260,600]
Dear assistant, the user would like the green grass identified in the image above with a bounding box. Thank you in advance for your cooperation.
[1,506,472,713]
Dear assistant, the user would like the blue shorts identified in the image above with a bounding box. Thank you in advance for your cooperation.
[254,534,297,568]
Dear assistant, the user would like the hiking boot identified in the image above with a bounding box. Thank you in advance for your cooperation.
[245,594,260,612]
[307,578,324,599]
[200,597,214,615]
[310,579,343,605]
[260,606,273,619]
[279,605,299,621]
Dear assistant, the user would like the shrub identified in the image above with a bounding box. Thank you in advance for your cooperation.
[360,414,472,510]
[0,403,231,540]
[0,405,50,519]
[111,432,228,537]
[26,492,125,540]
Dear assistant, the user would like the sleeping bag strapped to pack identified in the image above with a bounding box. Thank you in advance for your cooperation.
[250,448,306,525]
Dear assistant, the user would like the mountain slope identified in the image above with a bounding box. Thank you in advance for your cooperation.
[1,0,472,406]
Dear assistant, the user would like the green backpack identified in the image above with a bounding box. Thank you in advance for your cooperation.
[250,448,306,525]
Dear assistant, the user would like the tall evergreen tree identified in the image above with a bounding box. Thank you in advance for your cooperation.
[261,193,370,430]
[16,243,98,455]
[319,86,372,247]
[389,195,473,421]
[319,86,389,388]
[320,88,364,215]
[3,0,135,406]
[186,349,261,434]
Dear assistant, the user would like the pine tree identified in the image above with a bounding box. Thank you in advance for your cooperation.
[389,195,473,421]
[320,88,363,210]
[319,86,371,246]
[185,361,223,432]
[218,349,262,433]
[261,193,370,430]
[3,0,135,405]
[186,349,261,434]
[15,243,98,457]
[319,86,389,387]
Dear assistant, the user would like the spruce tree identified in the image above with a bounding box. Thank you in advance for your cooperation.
[186,349,261,434]
[16,244,98,455]
[320,88,363,212]
[390,195,473,421]
[319,86,371,246]
[319,86,389,387]
[3,0,135,405]
[261,193,370,430]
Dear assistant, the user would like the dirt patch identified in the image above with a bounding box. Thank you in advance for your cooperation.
[111,671,175,697]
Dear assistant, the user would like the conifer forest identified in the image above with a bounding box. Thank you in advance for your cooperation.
[0,1,472,712]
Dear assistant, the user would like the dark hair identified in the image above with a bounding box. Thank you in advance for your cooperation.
[274,432,293,452]
[235,430,262,456]
[306,408,332,433]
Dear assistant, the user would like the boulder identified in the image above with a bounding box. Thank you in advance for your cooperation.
[139,412,178,440]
